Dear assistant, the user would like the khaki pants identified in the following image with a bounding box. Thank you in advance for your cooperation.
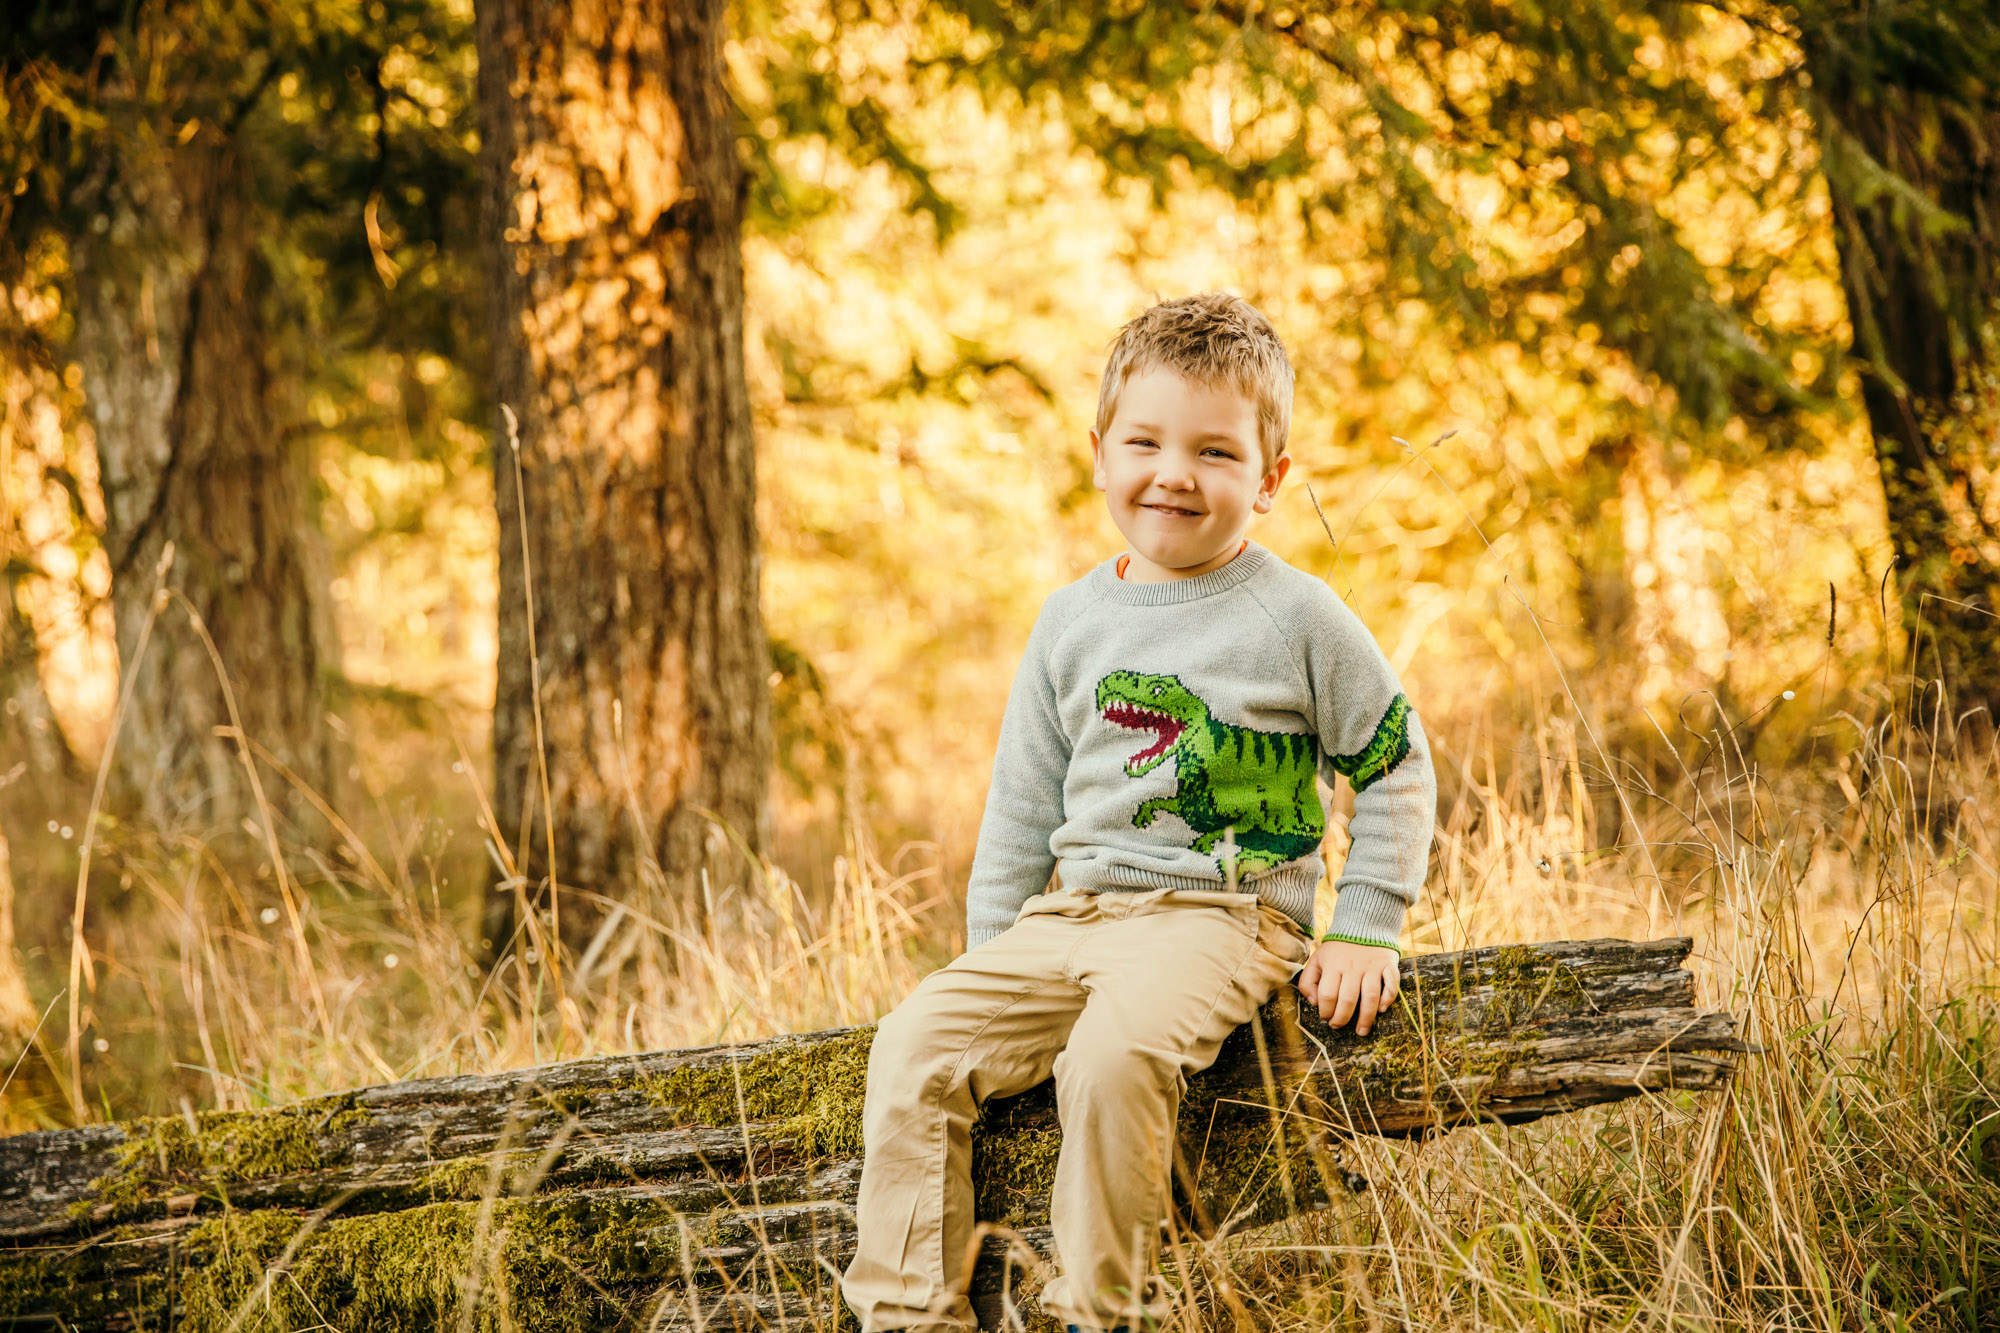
[840,887,1313,1332]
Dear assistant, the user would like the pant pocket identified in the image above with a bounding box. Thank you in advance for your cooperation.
[1014,889,1100,923]
[1251,900,1314,971]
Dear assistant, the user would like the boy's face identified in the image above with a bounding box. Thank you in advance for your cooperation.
[1090,367,1290,582]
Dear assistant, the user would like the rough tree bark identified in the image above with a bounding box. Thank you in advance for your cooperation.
[475,0,771,954]
[0,937,1746,1331]
[68,131,335,834]
[1809,36,2000,709]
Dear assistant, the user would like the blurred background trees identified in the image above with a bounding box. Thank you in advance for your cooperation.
[0,0,1992,1117]
[1801,0,2000,706]
[3,0,483,839]
[928,0,1999,711]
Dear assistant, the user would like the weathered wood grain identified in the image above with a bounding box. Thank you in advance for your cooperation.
[0,937,1746,1331]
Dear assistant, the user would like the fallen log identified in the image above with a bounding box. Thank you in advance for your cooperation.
[0,937,1746,1331]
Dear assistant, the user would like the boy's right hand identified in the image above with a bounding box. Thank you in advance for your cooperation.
[1297,939,1401,1036]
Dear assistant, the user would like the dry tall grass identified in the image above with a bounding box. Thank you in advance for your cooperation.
[3,670,1996,1330]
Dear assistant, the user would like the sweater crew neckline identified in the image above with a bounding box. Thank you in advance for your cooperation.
[1093,540,1271,606]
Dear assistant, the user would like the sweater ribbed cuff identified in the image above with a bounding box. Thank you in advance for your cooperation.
[1318,932,1402,957]
[1325,878,1409,954]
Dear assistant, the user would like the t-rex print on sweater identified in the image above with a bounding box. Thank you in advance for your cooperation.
[1096,669,1324,878]
[1096,670,1413,879]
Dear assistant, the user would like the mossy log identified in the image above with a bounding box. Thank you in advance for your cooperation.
[0,936,1746,1331]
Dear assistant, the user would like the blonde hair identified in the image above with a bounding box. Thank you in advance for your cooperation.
[1094,292,1295,470]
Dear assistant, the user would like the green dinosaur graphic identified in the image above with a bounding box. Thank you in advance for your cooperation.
[1327,693,1412,794]
[1096,670,1325,878]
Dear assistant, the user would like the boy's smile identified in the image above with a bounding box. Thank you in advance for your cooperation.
[1090,366,1290,582]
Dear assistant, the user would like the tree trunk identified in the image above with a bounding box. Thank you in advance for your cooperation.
[0,341,86,793]
[0,829,38,1051]
[1573,436,1638,677]
[0,937,1746,1331]
[0,571,72,790]
[68,132,336,835]
[475,0,771,955]
[0,354,88,1030]
[1812,65,2000,710]
[0,590,61,1052]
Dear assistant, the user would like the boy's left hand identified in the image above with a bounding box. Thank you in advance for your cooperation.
[1297,939,1401,1036]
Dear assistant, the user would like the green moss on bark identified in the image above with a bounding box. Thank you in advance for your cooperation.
[76,1097,371,1220]
[179,1203,599,1331]
[0,1246,57,1321]
[643,1028,875,1158]
[971,1124,1062,1226]
[418,1148,554,1201]
[1340,945,1593,1109]
[1466,945,1591,1027]
[0,1224,156,1324]
[4,1195,702,1332]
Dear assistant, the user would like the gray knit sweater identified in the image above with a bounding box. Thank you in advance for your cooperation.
[964,540,1436,950]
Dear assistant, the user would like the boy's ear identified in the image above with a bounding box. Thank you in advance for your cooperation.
[1253,452,1292,513]
[1089,429,1107,491]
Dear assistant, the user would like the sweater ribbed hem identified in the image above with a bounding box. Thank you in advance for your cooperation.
[1089,541,1272,606]
[1057,856,1318,938]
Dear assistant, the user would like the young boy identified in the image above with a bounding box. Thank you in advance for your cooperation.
[840,293,1437,1333]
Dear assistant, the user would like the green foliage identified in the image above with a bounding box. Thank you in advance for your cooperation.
[916,0,1846,441]
[732,0,965,240]
[0,0,489,541]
